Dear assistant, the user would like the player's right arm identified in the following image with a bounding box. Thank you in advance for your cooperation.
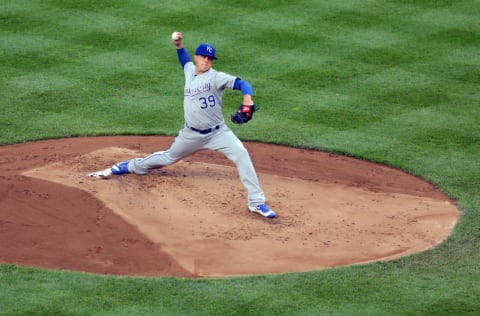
[177,48,192,69]
[172,31,192,69]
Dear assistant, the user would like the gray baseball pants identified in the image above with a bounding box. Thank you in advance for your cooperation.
[127,124,265,207]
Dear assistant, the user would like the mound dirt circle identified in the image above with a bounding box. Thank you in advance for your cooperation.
[0,136,458,277]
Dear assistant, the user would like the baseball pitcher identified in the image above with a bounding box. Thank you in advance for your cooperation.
[89,32,276,218]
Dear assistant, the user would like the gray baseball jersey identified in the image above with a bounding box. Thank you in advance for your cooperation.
[183,62,234,130]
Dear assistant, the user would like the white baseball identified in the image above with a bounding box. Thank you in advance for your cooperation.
[171,32,180,41]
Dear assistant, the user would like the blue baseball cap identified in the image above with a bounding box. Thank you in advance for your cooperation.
[195,43,217,59]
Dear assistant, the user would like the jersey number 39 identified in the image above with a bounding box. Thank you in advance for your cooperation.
[199,95,216,109]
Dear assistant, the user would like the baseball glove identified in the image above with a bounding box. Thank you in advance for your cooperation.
[230,104,259,124]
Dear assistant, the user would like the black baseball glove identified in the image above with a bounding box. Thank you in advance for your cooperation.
[230,104,259,124]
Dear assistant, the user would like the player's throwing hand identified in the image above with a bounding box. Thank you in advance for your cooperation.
[171,31,183,48]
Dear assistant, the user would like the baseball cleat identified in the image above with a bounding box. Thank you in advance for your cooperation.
[249,203,276,218]
[88,168,112,179]
[111,161,130,175]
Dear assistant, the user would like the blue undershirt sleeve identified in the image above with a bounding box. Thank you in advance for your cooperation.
[233,78,253,96]
[177,48,192,68]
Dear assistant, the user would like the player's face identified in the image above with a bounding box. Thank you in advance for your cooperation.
[194,55,214,73]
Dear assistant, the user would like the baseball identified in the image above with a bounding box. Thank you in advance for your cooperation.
[171,32,180,41]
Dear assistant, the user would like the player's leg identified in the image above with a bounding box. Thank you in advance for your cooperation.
[207,127,276,218]
[127,128,203,174]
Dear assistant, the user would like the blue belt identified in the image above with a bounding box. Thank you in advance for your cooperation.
[187,124,220,134]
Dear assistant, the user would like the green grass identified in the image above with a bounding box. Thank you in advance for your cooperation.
[1,0,479,315]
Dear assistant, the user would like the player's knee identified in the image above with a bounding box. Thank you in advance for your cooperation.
[230,147,251,164]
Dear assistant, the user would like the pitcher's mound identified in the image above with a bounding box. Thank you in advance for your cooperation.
[0,136,458,277]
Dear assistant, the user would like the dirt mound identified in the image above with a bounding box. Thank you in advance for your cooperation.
[0,136,458,277]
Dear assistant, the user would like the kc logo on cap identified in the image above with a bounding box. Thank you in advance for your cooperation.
[195,43,218,59]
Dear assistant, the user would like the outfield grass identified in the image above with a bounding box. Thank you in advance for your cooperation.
[1,0,479,315]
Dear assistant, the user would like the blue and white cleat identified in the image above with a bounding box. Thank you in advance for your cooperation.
[111,161,130,175]
[88,160,130,179]
[88,167,112,179]
[248,203,277,218]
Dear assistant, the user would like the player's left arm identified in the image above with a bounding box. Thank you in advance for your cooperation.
[233,78,254,105]
[230,78,259,124]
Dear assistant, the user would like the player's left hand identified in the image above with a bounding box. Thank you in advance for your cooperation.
[231,104,259,124]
